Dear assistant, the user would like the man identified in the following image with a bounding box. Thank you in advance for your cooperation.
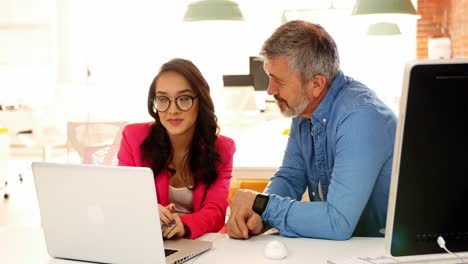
[227,20,397,240]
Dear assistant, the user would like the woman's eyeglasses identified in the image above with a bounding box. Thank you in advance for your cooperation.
[154,95,198,112]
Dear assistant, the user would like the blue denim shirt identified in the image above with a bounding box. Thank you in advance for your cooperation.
[262,71,397,240]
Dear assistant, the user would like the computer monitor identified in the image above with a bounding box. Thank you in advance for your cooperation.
[385,60,468,257]
[222,74,258,112]
[249,56,269,91]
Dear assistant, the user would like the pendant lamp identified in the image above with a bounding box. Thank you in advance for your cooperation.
[352,0,419,16]
[367,22,401,35]
[183,0,244,21]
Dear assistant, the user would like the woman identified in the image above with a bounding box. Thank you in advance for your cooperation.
[118,58,236,239]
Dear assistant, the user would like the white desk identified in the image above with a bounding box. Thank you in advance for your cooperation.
[0,226,388,264]
[4,226,466,264]
[195,233,385,264]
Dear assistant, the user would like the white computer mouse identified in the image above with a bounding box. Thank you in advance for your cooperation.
[263,239,288,260]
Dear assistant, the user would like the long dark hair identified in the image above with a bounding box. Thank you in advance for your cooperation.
[142,58,221,189]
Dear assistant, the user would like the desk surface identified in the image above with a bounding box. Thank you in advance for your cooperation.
[0,226,388,264]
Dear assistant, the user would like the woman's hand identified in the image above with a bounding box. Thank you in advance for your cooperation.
[159,203,176,230]
[162,212,186,239]
[159,203,186,239]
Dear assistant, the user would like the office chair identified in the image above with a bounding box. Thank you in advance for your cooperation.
[81,144,121,165]
[66,121,128,165]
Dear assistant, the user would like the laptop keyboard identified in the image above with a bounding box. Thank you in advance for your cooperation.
[165,248,178,257]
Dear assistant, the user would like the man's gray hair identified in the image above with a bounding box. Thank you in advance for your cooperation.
[260,20,340,85]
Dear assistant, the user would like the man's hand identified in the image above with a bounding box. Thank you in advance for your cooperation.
[227,189,264,239]
[227,207,264,239]
[229,189,258,209]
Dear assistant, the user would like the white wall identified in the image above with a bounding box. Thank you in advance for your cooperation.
[1,0,416,135]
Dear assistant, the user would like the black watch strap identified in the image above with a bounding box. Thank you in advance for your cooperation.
[252,193,270,215]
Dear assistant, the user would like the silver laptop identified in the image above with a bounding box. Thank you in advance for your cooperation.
[32,162,212,264]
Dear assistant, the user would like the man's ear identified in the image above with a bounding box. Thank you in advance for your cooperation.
[311,75,327,98]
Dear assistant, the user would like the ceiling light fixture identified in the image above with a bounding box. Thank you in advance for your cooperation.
[183,0,244,22]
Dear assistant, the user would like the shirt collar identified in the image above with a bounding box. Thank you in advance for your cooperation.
[311,70,346,125]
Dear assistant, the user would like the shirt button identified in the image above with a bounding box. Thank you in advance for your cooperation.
[312,192,316,196]
[323,118,327,123]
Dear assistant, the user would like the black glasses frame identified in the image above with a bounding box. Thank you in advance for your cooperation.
[153,95,198,112]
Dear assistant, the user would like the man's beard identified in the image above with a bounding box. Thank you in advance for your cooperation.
[275,86,309,117]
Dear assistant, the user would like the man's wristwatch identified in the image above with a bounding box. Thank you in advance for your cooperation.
[252,193,270,215]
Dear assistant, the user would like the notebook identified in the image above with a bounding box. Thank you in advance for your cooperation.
[31,162,212,264]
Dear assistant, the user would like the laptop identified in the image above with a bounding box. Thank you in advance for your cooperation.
[31,162,212,264]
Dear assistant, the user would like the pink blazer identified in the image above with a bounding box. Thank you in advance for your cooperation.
[117,122,236,239]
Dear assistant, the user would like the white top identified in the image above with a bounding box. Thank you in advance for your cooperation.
[168,185,193,216]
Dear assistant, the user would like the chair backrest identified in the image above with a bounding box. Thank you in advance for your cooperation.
[82,144,121,166]
[67,121,128,165]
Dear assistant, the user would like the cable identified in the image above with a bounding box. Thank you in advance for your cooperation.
[437,236,466,263]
